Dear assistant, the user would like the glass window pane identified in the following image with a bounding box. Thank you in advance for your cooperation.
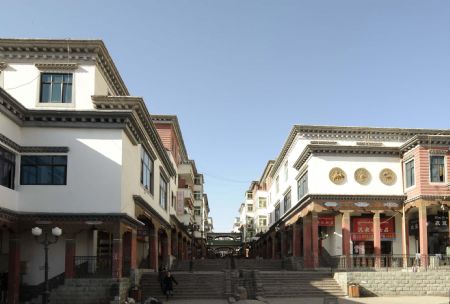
[37,166,52,184]
[53,166,66,185]
[52,156,67,165]
[21,166,37,184]
[42,74,52,83]
[51,83,62,102]
[63,83,72,103]
[63,74,72,82]
[41,83,51,102]
[53,75,63,83]
[21,156,36,165]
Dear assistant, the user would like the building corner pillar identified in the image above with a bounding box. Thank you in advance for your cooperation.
[341,211,351,269]
[65,238,76,279]
[373,211,381,268]
[418,202,428,266]
[8,237,20,304]
[302,213,312,268]
[311,212,319,268]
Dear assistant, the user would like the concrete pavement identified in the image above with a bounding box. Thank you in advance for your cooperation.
[158,296,449,304]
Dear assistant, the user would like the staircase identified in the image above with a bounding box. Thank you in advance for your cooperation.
[173,259,230,271]
[46,279,115,304]
[259,271,345,298]
[236,259,283,271]
[140,271,226,299]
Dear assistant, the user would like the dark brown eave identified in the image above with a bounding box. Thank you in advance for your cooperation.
[400,134,450,153]
[0,38,129,96]
[0,133,68,153]
[293,144,401,170]
[133,195,171,229]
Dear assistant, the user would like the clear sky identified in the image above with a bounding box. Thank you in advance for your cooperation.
[1,1,449,231]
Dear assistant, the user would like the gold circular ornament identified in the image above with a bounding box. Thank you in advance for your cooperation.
[354,168,371,185]
[379,168,396,185]
[329,167,346,185]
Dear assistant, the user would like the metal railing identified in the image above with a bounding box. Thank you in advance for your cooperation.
[329,254,450,271]
[74,256,112,278]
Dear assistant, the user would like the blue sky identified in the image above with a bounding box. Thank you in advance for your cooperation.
[1,1,449,231]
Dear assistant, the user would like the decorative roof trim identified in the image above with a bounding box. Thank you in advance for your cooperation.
[294,144,401,170]
[0,133,68,153]
[400,134,450,152]
[35,63,79,71]
[405,195,450,204]
[92,95,176,177]
[259,160,275,184]
[152,115,189,162]
[0,39,129,96]
[133,195,171,229]
[271,125,449,178]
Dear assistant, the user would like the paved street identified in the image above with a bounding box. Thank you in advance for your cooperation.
[156,296,449,304]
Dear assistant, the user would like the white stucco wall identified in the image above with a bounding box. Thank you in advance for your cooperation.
[121,133,171,223]
[18,128,123,213]
[308,155,403,196]
[2,63,98,110]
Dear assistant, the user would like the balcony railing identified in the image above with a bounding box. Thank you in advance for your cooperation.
[329,254,450,271]
[74,256,112,278]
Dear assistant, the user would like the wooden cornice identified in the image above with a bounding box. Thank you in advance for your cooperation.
[400,134,450,153]
[270,125,448,178]
[0,133,68,153]
[35,63,78,71]
[0,38,129,96]
[293,144,401,170]
[92,95,176,177]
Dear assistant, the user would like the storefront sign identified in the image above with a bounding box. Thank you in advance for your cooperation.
[351,217,395,240]
[427,213,449,231]
[319,216,335,226]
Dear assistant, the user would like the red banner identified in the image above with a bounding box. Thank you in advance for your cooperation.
[351,217,395,240]
[319,216,335,227]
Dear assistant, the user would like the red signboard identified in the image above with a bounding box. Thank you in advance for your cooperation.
[351,217,395,241]
[319,216,335,227]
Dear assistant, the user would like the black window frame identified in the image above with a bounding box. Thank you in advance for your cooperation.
[430,155,445,183]
[0,146,16,190]
[20,155,67,185]
[159,173,168,210]
[258,197,267,208]
[40,73,73,103]
[141,149,154,194]
[297,172,308,200]
[405,159,415,188]
[283,191,291,214]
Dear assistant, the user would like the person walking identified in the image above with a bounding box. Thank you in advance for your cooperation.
[162,271,178,301]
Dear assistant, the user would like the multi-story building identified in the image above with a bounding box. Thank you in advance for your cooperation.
[241,125,449,269]
[0,38,210,303]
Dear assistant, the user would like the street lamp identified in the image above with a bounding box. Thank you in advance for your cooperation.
[185,223,199,272]
[32,226,62,304]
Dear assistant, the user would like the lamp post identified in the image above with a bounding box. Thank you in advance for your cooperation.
[186,223,199,272]
[32,226,62,304]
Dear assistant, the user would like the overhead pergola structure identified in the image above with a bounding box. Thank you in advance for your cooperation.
[206,232,242,257]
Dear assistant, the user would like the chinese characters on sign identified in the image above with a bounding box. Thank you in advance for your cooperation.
[318,216,335,227]
[351,217,395,241]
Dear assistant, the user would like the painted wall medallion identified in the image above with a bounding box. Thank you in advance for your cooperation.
[380,168,396,185]
[329,167,346,185]
[354,168,371,185]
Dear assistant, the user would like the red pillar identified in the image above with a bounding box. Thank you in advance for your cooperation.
[373,212,381,268]
[130,230,137,270]
[280,230,286,258]
[166,232,172,265]
[7,238,20,304]
[149,228,158,270]
[112,237,122,278]
[293,222,301,257]
[402,210,410,267]
[418,202,428,266]
[342,211,351,268]
[311,212,319,268]
[65,238,76,279]
[303,214,312,268]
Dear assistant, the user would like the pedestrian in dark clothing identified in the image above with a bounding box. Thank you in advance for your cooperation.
[162,271,178,301]
[158,266,166,293]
